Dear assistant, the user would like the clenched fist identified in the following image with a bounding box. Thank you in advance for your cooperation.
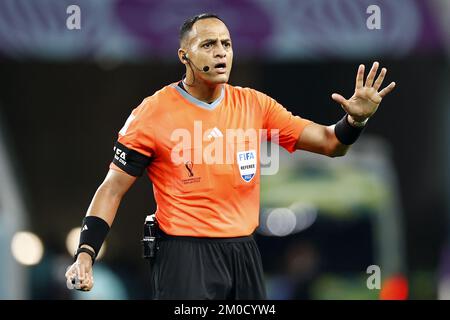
[65,251,94,291]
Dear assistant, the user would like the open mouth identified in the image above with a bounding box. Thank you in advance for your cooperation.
[214,63,227,73]
[215,63,226,68]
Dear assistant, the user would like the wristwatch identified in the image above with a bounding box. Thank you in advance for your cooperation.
[74,247,96,265]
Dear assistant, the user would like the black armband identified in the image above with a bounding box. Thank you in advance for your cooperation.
[78,216,110,259]
[334,115,366,145]
[112,141,151,177]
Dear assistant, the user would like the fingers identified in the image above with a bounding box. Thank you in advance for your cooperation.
[373,67,387,91]
[65,264,77,289]
[77,261,86,282]
[65,262,94,291]
[358,61,394,93]
[365,61,379,87]
[80,267,93,290]
[331,93,350,113]
[65,265,74,280]
[355,64,364,90]
[66,269,75,290]
[379,82,396,98]
[70,275,93,291]
[79,272,94,291]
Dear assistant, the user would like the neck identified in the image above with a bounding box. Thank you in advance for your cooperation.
[183,74,223,103]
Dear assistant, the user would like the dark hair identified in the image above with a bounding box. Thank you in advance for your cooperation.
[179,13,223,44]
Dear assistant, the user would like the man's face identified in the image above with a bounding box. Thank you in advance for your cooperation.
[183,18,233,84]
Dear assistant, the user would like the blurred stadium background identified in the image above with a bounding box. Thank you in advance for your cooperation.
[0,0,449,299]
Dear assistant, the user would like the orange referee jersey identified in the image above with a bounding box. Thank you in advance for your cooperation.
[111,82,312,237]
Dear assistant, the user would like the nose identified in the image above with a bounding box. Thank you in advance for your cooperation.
[214,43,227,59]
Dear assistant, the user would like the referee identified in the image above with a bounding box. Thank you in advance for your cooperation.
[65,13,396,299]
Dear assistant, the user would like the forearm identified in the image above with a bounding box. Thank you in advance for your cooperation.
[84,168,136,226]
[76,169,136,257]
[327,125,350,157]
[296,122,349,157]
[85,182,124,227]
[77,184,122,257]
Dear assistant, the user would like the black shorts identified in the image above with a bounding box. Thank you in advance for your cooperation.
[149,231,267,300]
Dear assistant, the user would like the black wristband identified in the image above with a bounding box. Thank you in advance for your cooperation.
[74,247,96,265]
[78,216,110,259]
[334,115,366,145]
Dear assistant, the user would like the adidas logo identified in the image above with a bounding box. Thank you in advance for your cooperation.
[207,127,223,140]
[81,225,88,232]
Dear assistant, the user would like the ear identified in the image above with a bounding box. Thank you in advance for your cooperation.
[178,49,188,64]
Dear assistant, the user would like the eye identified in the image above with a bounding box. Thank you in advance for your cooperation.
[202,43,212,49]
[224,42,231,48]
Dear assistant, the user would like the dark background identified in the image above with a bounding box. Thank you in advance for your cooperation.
[0,56,447,298]
[0,0,448,299]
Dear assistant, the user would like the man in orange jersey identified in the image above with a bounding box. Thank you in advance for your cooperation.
[65,13,396,299]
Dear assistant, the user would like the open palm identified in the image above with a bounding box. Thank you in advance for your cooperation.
[332,62,396,122]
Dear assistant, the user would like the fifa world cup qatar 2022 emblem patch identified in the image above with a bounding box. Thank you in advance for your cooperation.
[181,160,201,184]
[185,161,194,177]
[237,150,256,182]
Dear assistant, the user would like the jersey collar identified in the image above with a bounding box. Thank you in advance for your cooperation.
[171,82,224,111]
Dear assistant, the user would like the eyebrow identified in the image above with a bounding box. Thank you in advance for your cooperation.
[200,38,231,45]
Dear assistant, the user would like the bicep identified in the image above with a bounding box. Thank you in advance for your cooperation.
[256,91,313,153]
[295,122,339,156]
[101,167,137,198]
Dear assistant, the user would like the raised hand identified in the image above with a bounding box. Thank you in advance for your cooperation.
[331,62,396,123]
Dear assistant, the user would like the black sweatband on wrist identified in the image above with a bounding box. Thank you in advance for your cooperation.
[334,115,366,145]
[74,247,96,265]
[78,216,110,258]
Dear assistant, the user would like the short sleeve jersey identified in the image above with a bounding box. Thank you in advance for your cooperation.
[111,82,312,237]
